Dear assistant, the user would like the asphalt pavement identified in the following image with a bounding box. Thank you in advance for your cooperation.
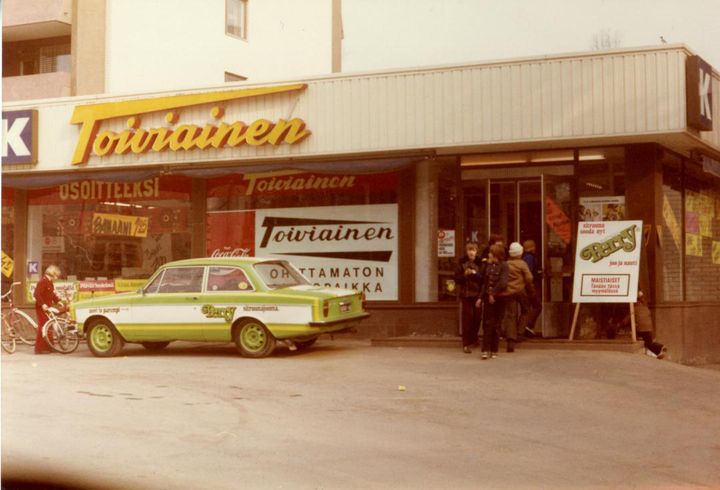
[2,340,720,490]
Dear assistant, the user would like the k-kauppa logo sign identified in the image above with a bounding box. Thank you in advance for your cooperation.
[207,204,399,300]
[572,220,643,303]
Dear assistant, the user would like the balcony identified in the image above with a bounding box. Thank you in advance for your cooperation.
[2,72,71,101]
[2,0,72,42]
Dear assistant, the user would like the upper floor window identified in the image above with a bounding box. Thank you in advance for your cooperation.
[226,0,248,40]
[2,37,71,77]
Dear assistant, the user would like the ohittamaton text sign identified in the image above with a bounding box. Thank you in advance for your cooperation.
[571,220,643,303]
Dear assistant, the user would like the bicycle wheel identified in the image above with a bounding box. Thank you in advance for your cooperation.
[12,309,38,346]
[43,318,80,354]
[2,318,16,354]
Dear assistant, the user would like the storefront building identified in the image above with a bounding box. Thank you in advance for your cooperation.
[2,44,719,363]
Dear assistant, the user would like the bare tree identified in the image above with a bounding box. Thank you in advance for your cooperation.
[590,29,623,50]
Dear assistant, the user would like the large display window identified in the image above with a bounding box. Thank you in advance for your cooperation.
[206,170,399,300]
[683,162,720,302]
[26,176,192,291]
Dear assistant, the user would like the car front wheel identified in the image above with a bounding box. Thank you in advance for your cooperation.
[86,319,125,358]
[233,319,276,358]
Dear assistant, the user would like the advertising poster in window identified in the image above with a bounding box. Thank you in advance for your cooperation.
[578,196,626,222]
[207,204,398,300]
[571,220,643,303]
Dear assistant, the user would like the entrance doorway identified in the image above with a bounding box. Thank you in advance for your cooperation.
[462,175,575,337]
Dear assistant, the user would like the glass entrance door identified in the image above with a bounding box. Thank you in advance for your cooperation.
[541,174,576,338]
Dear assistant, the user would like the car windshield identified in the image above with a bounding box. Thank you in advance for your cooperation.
[253,260,310,289]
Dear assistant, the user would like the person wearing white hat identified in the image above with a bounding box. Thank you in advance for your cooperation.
[497,242,534,353]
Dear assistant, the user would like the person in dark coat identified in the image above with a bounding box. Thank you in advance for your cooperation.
[33,265,62,354]
[479,244,509,359]
[454,242,484,353]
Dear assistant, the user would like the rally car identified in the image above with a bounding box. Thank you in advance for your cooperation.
[71,257,369,358]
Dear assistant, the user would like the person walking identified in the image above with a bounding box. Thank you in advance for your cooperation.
[454,242,484,354]
[33,265,62,354]
[479,243,508,360]
[521,239,542,337]
[498,242,534,353]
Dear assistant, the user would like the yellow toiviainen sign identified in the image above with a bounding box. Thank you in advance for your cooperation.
[70,84,311,165]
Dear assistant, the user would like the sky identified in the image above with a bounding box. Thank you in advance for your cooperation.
[342,0,720,73]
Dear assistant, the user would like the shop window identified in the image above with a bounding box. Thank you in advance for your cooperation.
[683,162,720,302]
[26,176,192,290]
[577,148,626,221]
[1,188,15,294]
[206,170,399,301]
[660,155,683,301]
[226,0,248,40]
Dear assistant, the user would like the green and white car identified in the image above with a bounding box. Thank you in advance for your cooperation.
[71,258,369,358]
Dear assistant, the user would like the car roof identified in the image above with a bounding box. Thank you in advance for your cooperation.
[161,257,285,268]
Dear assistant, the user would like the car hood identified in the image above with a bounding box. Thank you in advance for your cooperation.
[74,291,140,309]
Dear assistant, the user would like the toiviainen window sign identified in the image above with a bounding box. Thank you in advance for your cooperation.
[572,220,643,303]
[207,204,399,300]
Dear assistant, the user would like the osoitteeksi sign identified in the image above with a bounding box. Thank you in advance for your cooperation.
[571,220,643,303]
[207,204,398,300]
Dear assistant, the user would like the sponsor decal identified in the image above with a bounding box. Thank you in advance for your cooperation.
[242,305,279,312]
[201,304,237,323]
[572,221,643,303]
[2,110,38,165]
[70,85,310,164]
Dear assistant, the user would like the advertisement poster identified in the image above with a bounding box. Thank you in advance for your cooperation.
[92,213,149,238]
[572,220,643,303]
[579,196,626,222]
[1,250,14,278]
[207,204,399,300]
[437,230,455,257]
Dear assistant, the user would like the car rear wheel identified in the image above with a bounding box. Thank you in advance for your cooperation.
[294,337,318,350]
[86,319,124,358]
[141,341,171,351]
[234,319,276,358]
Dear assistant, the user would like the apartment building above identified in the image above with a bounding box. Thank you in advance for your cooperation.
[2,0,73,101]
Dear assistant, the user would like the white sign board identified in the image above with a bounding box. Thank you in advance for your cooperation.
[437,230,455,257]
[572,220,642,303]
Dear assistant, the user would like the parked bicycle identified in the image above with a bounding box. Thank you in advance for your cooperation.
[42,305,81,354]
[1,282,38,353]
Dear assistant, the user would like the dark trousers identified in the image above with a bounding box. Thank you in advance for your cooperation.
[501,293,528,341]
[460,297,481,347]
[639,331,664,356]
[523,293,542,330]
[482,296,505,353]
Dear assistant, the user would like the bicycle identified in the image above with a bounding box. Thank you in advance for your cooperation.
[42,305,81,354]
[2,314,17,353]
[1,282,38,349]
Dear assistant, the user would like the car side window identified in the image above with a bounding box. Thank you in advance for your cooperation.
[144,271,165,294]
[156,267,205,294]
[207,266,254,292]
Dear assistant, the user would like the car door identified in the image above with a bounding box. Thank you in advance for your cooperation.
[201,266,256,341]
[130,266,207,341]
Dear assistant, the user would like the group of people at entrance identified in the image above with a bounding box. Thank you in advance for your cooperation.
[454,236,541,359]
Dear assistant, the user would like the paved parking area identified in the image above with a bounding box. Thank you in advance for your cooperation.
[2,340,720,489]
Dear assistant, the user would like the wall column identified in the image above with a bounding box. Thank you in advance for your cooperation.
[414,159,438,302]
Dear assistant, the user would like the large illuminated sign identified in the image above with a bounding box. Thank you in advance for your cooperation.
[69,84,311,165]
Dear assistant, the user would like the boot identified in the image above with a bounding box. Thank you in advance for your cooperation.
[506,340,515,353]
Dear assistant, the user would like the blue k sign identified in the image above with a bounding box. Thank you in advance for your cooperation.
[2,109,38,165]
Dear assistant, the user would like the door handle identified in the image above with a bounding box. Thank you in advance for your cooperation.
[185,296,199,301]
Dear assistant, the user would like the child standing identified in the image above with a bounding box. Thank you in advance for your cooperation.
[454,242,484,354]
[479,243,508,360]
